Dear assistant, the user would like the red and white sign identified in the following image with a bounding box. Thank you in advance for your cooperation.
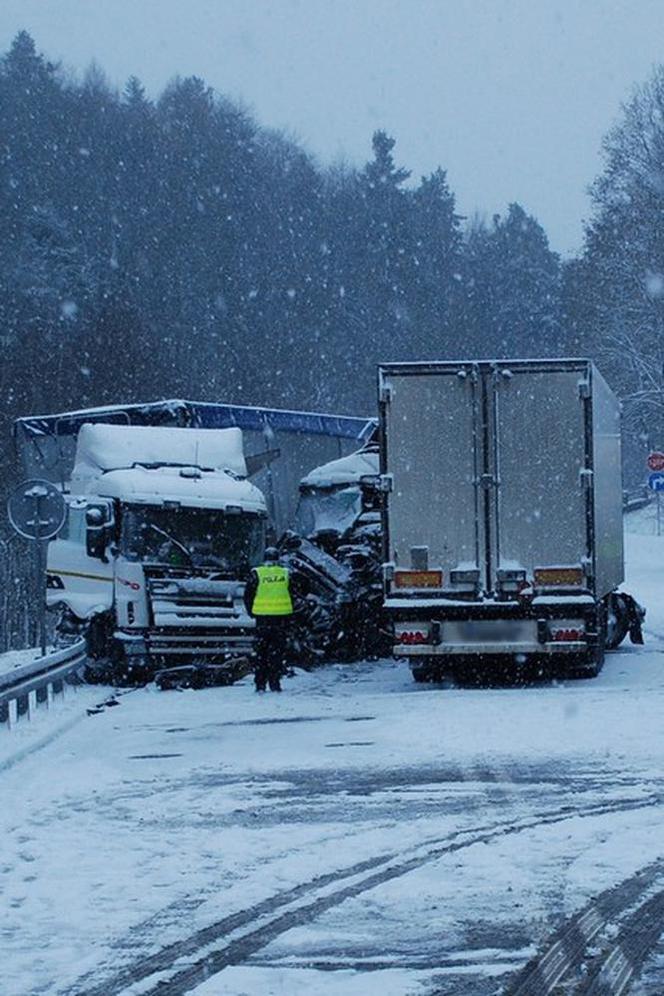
[648,451,664,472]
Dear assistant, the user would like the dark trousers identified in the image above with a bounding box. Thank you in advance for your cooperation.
[254,620,290,691]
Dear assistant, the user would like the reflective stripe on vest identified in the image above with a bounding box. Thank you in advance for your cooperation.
[251,565,294,616]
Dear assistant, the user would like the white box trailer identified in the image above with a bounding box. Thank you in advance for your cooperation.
[379,359,641,680]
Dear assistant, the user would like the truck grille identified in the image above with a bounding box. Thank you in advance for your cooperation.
[145,568,252,631]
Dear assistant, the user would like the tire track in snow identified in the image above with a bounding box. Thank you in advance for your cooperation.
[578,886,664,995]
[507,860,664,995]
[60,763,557,992]
[70,761,612,988]
[73,793,664,996]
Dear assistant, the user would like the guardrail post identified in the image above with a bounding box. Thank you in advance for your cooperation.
[7,698,17,729]
[46,682,53,709]
[27,689,37,721]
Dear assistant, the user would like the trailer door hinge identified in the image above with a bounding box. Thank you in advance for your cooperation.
[578,379,591,400]
[378,474,394,493]
[379,382,393,404]
[579,468,593,488]
[459,365,480,383]
[383,562,395,582]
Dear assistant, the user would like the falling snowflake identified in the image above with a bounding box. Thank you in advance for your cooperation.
[645,271,664,299]
[61,300,78,320]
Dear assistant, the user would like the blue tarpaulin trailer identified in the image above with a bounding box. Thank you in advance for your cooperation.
[14,399,375,441]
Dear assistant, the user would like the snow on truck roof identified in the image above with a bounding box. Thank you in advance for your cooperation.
[301,448,380,488]
[73,424,248,478]
[70,424,267,513]
[80,466,267,513]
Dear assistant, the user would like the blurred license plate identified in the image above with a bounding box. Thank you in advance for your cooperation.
[458,621,521,642]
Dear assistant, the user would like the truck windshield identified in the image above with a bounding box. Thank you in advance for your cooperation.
[121,506,265,575]
[295,485,363,538]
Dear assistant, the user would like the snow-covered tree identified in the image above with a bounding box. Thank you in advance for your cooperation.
[459,204,562,358]
[576,66,664,437]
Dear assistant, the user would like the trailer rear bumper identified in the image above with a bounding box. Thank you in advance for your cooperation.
[387,597,600,663]
[395,641,587,658]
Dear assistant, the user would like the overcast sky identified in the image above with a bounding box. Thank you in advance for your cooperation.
[1,0,662,255]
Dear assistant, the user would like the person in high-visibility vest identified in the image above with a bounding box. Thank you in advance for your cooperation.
[244,547,295,692]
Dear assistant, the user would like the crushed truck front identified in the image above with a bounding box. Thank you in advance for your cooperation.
[46,424,267,680]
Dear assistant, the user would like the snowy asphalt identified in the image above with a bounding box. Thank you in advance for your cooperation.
[2,510,664,996]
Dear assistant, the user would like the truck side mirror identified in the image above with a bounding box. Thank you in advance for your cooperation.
[86,504,113,561]
[86,508,104,527]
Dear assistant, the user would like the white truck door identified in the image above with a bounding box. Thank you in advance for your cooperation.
[46,503,114,618]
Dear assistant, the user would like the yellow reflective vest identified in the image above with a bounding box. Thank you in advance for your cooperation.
[251,565,294,616]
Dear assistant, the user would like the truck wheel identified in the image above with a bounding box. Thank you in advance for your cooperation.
[411,665,434,683]
[567,651,602,680]
[83,614,134,685]
[86,612,115,660]
[83,645,129,685]
[411,657,444,682]
[55,607,85,647]
[117,654,150,686]
[566,609,606,679]
[83,661,111,684]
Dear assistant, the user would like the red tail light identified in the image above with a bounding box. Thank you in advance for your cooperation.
[550,627,585,642]
[396,629,430,645]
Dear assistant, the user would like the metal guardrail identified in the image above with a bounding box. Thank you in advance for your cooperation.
[0,640,87,729]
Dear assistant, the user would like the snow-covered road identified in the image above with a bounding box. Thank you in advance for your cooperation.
[3,509,664,996]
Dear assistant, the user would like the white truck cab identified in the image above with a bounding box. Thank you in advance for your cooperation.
[47,423,267,679]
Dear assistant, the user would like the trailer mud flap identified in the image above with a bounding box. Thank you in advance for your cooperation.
[624,593,645,644]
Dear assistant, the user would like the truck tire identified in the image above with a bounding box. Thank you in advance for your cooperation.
[54,606,85,647]
[567,649,603,680]
[83,647,124,685]
[604,592,629,650]
[83,661,112,684]
[411,665,435,683]
[565,608,606,680]
[84,613,133,685]
[86,611,115,660]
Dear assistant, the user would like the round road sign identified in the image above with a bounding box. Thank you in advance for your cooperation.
[647,451,664,472]
[7,479,66,541]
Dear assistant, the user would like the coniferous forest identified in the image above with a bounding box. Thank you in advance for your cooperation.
[1,30,663,648]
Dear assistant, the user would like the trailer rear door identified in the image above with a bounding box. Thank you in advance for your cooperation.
[492,365,589,588]
[381,367,480,591]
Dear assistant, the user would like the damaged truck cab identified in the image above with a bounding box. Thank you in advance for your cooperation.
[47,423,267,681]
